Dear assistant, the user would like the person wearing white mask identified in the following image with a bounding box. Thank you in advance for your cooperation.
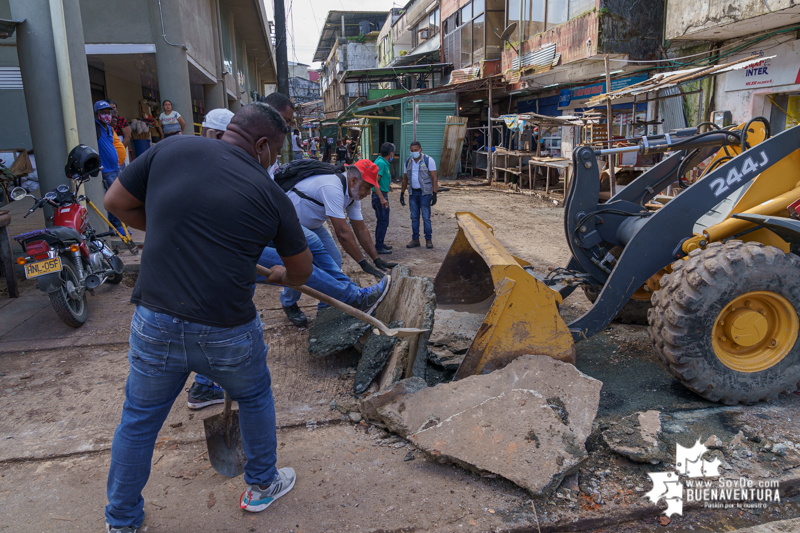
[399,140,438,249]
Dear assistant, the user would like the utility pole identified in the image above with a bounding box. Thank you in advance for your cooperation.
[274,0,290,162]
[275,0,289,97]
[604,55,616,197]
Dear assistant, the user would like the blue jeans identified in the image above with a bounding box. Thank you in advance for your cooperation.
[409,188,432,241]
[256,245,358,305]
[292,151,303,161]
[371,192,390,251]
[280,225,344,307]
[106,306,277,529]
[102,170,124,233]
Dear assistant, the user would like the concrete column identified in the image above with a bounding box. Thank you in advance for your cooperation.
[63,0,106,228]
[10,0,104,227]
[148,0,193,134]
[203,82,225,111]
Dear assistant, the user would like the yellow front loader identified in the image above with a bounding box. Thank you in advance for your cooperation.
[436,119,800,404]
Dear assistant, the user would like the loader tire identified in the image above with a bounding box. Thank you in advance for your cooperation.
[583,285,651,325]
[648,240,800,405]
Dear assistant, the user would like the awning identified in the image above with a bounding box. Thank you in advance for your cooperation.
[583,54,771,107]
[359,74,505,107]
[341,63,450,83]
[391,39,441,67]
[312,11,390,63]
[0,18,22,39]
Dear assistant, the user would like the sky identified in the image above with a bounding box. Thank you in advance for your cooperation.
[274,0,400,69]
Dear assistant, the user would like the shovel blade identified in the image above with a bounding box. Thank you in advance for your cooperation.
[203,408,246,478]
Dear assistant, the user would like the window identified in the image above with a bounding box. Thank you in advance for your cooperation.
[568,0,594,18]
[461,18,473,67]
[473,14,485,62]
[508,0,595,38]
[546,0,567,29]
[461,2,472,23]
[429,8,440,36]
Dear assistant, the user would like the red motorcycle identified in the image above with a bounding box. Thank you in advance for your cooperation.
[10,145,124,327]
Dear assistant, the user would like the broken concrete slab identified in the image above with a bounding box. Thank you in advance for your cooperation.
[603,410,669,464]
[307,306,370,358]
[373,266,435,382]
[428,309,485,353]
[354,323,399,395]
[427,346,463,372]
[375,354,602,496]
[377,340,410,391]
[357,377,427,423]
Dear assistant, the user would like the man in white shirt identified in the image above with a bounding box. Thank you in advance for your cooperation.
[310,138,318,159]
[287,159,395,280]
[291,129,303,160]
[400,140,438,248]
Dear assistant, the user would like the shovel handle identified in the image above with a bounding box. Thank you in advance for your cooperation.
[256,264,392,334]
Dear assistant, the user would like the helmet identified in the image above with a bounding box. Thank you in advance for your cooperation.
[65,144,102,177]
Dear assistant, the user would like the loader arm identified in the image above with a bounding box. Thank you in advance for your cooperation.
[565,125,800,341]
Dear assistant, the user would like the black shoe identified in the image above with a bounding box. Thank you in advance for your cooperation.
[282,303,308,327]
[407,239,420,248]
[426,239,433,249]
[187,381,225,410]
[383,244,393,250]
[377,248,392,255]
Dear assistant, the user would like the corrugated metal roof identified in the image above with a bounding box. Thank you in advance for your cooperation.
[511,43,557,71]
[658,86,686,131]
[583,54,771,107]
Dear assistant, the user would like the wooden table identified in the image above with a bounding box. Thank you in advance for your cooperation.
[528,157,571,194]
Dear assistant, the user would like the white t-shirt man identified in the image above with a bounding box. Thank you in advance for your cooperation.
[287,174,363,229]
[292,133,302,152]
[310,139,318,152]
[409,155,437,189]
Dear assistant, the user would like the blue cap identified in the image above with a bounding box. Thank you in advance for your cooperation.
[94,100,112,113]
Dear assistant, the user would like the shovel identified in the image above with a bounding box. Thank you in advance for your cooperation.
[203,265,429,477]
[204,391,247,477]
[255,264,428,338]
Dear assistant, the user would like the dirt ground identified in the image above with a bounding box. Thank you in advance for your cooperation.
[1,184,799,532]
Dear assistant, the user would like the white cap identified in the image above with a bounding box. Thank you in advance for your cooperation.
[201,108,235,131]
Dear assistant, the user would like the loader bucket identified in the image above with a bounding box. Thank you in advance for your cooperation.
[434,212,576,379]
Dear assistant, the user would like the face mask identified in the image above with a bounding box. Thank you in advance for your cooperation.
[98,114,112,125]
[410,151,420,159]
[389,156,393,162]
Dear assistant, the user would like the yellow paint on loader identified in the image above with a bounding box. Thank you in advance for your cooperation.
[433,213,575,379]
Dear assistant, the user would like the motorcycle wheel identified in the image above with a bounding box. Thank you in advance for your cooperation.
[49,258,88,328]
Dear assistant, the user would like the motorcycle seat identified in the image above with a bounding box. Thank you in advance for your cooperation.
[15,227,83,246]
[47,226,83,243]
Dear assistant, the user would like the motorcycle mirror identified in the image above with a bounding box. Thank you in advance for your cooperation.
[9,187,27,201]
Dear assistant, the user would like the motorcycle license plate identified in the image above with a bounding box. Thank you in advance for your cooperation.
[24,257,62,279]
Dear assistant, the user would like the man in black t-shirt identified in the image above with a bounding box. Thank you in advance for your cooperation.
[102,103,312,531]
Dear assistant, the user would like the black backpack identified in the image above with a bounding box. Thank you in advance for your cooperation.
[273,160,348,207]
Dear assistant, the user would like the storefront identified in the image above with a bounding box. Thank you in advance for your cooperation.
[716,36,800,133]
[557,75,649,157]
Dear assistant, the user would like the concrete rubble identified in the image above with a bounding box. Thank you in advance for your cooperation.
[306,266,435,393]
[307,306,370,358]
[602,410,669,464]
[369,354,602,496]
